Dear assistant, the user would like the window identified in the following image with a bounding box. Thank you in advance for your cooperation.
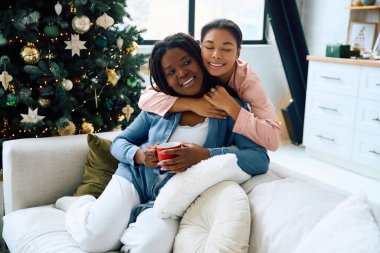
[126,0,266,44]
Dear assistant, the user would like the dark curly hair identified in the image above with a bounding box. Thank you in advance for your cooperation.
[149,32,236,98]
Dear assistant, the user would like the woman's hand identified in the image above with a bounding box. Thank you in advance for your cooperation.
[203,86,241,121]
[157,143,210,173]
[175,97,228,119]
[134,145,159,168]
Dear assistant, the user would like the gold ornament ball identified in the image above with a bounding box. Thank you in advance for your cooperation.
[38,98,51,108]
[21,43,41,64]
[81,122,94,134]
[72,15,91,34]
[59,121,76,136]
[125,41,138,56]
[106,68,120,86]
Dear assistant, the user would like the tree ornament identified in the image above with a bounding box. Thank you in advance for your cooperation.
[92,115,104,127]
[20,42,41,64]
[81,122,94,134]
[0,33,7,47]
[44,25,60,37]
[122,104,134,122]
[38,98,51,108]
[65,34,87,56]
[127,76,137,87]
[6,94,18,106]
[0,70,13,90]
[125,41,138,56]
[20,107,45,123]
[72,15,91,34]
[62,78,73,90]
[58,121,76,136]
[104,98,113,110]
[95,35,107,48]
[137,36,144,44]
[116,36,124,49]
[106,68,120,86]
[96,13,114,29]
[55,1,63,15]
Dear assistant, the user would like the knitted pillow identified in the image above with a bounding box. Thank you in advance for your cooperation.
[74,134,119,198]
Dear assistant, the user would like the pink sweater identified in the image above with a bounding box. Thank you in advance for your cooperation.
[138,59,282,151]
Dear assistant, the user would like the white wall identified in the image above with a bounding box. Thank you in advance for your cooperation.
[297,0,351,56]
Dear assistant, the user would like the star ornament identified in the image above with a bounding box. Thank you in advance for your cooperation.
[65,34,87,56]
[20,107,45,124]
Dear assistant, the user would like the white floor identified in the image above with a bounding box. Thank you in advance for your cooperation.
[268,141,380,205]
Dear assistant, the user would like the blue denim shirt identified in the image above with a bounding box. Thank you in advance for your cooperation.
[111,102,269,207]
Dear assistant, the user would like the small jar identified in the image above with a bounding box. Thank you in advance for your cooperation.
[361,0,376,5]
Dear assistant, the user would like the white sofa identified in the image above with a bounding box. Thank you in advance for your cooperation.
[2,132,380,253]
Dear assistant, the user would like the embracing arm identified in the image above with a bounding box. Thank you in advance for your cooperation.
[139,86,227,119]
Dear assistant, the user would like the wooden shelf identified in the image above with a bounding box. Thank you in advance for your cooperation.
[307,55,380,67]
[349,5,380,10]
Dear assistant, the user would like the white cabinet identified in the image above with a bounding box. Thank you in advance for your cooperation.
[304,56,380,180]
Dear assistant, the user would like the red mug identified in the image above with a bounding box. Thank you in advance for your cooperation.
[156,142,182,163]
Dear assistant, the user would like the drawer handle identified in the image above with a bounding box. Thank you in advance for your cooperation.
[318,106,338,112]
[321,75,341,81]
[369,150,380,156]
[376,83,380,86]
[316,134,335,142]
[373,117,380,122]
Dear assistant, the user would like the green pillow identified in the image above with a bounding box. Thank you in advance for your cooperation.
[74,134,119,198]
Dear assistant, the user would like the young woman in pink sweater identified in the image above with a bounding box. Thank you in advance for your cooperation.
[139,19,282,151]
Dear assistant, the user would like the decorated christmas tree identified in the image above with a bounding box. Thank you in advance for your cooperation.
[0,0,148,166]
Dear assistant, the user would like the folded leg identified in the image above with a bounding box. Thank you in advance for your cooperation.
[120,208,180,253]
[66,174,140,252]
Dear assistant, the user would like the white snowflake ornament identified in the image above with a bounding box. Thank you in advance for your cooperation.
[20,107,45,124]
[65,34,87,56]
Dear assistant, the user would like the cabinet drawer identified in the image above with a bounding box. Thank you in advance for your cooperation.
[307,61,360,96]
[359,66,380,102]
[355,99,380,135]
[305,91,356,128]
[303,122,353,159]
[352,132,380,170]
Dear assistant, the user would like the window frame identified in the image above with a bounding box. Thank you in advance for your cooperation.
[137,0,267,45]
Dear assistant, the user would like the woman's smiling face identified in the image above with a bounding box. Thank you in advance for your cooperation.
[161,47,204,97]
[201,28,240,84]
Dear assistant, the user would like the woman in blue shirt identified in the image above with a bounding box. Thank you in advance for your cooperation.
[66,33,269,253]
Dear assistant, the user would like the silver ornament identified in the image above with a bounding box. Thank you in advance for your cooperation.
[55,2,63,15]
[62,78,73,90]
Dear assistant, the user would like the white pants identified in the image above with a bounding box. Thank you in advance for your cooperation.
[62,175,178,253]
[120,207,179,253]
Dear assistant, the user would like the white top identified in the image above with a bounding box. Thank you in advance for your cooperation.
[168,118,209,146]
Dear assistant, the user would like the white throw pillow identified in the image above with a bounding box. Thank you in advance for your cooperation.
[292,195,380,253]
[249,178,347,253]
[174,181,250,253]
[154,153,250,219]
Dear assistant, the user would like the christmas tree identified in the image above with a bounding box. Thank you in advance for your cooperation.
[0,0,148,167]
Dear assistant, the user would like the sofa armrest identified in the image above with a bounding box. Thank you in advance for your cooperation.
[2,131,119,214]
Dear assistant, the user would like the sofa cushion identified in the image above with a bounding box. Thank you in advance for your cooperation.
[249,178,347,253]
[2,205,87,253]
[174,181,250,253]
[153,153,250,219]
[74,134,119,198]
[292,195,380,253]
